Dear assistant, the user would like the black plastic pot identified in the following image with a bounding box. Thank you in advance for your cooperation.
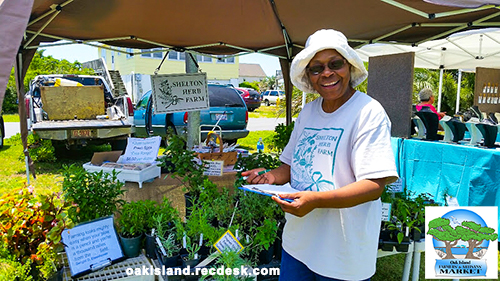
[258,244,275,265]
[181,254,200,267]
[144,232,156,258]
[198,245,211,261]
[395,236,411,252]
[156,248,181,268]
[380,241,395,252]
[273,228,283,261]
[411,228,422,241]
[46,267,64,281]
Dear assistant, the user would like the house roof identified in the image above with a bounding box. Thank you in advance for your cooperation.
[239,63,267,78]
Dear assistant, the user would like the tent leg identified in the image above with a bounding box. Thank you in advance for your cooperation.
[437,68,444,112]
[456,69,462,114]
[24,152,30,185]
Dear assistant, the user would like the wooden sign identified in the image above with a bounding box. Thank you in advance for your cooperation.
[151,72,209,114]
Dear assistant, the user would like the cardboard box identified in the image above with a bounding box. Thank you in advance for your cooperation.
[90,151,123,165]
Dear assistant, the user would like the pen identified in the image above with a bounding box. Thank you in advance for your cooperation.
[241,169,271,180]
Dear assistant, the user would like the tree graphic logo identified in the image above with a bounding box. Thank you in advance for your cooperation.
[425,207,498,279]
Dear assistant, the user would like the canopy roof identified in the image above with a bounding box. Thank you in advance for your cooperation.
[25,0,500,61]
[357,28,500,70]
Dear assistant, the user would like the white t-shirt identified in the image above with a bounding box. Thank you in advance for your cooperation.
[279,91,398,280]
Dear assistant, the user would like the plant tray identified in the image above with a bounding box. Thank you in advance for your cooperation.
[83,162,161,188]
[61,254,154,281]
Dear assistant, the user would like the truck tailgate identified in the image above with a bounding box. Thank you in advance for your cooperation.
[32,120,131,140]
[32,119,131,130]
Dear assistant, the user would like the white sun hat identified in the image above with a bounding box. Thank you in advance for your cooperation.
[290,29,368,93]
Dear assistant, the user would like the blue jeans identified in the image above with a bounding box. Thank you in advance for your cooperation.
[279,250,371,281]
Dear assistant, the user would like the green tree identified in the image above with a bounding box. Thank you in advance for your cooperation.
[412,68,475,113]
[238,81,259,91]
[456,221,498,259]
[258,76,276,92]
[2,50,94,113]
[427,217,460,259]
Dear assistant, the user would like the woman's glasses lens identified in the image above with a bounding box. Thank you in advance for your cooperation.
[307,59,345,75]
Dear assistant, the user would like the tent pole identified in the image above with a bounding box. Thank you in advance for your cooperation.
[185,53,200,149]
[456,69,462,114]
[437,68,444,112]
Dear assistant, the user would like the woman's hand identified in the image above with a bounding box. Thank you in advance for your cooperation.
[241,168,276,184]
[272,191,319,217]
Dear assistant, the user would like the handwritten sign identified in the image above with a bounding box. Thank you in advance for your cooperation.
[203,160,224,176]
[214,230,244,254]
[151,72,209,114]
[119,136,161,164]
[388,177,403,193]
[61,216,123,277]
[381,202,392,222]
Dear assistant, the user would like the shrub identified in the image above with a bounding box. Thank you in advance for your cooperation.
[61,164,125,224]
[0,185,72,279]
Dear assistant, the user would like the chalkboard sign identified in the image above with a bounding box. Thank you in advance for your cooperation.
[61,216,124,278]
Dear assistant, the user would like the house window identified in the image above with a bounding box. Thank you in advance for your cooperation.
[126,48,133,58]
[168,51,186,61]
[197,55,212,63]
[141,48,163,58]
[101,49,106,61]
[217,55,235,64]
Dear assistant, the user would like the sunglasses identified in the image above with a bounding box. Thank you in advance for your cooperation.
[307,59,346,75]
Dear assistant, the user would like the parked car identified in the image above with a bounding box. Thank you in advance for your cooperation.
[235,87,261,112]
[261,90,285,106]
[134,84,249,144]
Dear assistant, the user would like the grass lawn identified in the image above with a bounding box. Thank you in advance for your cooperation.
[2,114,20,122]
[1,130,498,280]
[249,105,286,119]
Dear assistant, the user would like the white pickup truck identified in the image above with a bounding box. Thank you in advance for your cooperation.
[25,74,133,150]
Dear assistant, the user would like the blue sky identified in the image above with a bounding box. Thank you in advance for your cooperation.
[41,43,281,77]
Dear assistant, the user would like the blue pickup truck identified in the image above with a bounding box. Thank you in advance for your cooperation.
[133,84,249,144]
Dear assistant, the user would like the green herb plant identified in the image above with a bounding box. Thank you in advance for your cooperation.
[61,164,125,224]
[117,201,147,238]
[158,130,208,197]
[0,186,73,279]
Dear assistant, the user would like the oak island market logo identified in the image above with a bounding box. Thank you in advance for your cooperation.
[425,206,498,279]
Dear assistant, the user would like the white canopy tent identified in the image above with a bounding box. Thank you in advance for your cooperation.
[357,28,500,113]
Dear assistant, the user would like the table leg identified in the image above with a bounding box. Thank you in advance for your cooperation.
[411,251,421,281]
[402,251,413,281]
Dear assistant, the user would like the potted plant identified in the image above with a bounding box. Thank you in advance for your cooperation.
[157,131,208,215]
[0,186,73,279]
[61,164,125,224]
[156,232,181,267]
[200,249,255,281]
[253,219,278,265]
[117,201,147,257]
[181,236,201,267]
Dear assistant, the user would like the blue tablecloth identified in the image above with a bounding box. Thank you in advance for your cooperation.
[392,138,500,224]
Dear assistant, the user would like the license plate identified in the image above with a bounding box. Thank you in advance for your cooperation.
[72,129,92,138]
[215,113,227,121]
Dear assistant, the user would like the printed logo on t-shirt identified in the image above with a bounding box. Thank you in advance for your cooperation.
[291,127,342,191]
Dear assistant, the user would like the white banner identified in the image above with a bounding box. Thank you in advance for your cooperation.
[151,72,209,114]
